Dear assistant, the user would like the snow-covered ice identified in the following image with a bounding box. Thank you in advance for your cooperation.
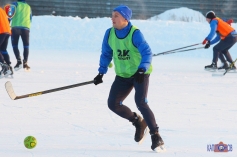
[0,7,236,156]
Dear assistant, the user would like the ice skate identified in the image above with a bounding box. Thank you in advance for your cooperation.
[14,60,23,71]
[131,112,148,144]
[150,131,166,152]
[205,62,217,72]
[0,63,11,78]
[23,61,30,71]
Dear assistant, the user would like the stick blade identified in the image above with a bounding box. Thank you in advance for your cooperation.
[5,81,17,100]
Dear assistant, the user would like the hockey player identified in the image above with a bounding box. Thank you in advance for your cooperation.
[93,5,164,151]
[203,11,237,70]
[10,0,32,71]
[0,3,12,78]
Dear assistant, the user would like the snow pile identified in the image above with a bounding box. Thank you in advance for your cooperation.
[149,7,206,22]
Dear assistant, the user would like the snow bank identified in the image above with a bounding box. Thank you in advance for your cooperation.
[149,7,206,22]
[14,7,237,58]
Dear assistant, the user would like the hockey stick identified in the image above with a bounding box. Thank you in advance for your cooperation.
[153,43,202,56]
[223,58,237,75]
[5,80,94,100]
[153,46,205,57]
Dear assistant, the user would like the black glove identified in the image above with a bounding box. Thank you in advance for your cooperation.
[94,73,103,85]
[134,68,145,84]
[205,41,210,49]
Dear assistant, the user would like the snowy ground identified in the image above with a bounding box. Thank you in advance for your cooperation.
[0,8,237,156]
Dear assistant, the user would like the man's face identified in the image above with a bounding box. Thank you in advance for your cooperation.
[111,11,128,30]
[206,18,211,23]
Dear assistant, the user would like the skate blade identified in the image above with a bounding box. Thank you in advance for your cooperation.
[0,74,11,79]
[14,66,23,71]
[5,75,14,79]
[218,69,236,72]
[24,68,31,72]
[227,69,237,73]
[3,70,12,78]
[153,145,166,153]
[138,127,149,145]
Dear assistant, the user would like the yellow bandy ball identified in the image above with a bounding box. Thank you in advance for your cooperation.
[108,62,113,68]
[24,136,37,149]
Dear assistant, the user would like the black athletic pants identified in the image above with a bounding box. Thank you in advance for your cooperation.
[213,34,237,64]
[108,75,158,133]
[11,27,30,62]
[0,34,11,65]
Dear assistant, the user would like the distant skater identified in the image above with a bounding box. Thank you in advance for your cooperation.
[203,11,237,71]
[10,0,32,71]
[0,3,12,78]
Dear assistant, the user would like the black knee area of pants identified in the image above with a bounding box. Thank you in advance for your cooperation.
[107,99,119,112]
[2,54,11,65]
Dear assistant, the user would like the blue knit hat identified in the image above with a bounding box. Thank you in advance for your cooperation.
[113,5,132,21]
